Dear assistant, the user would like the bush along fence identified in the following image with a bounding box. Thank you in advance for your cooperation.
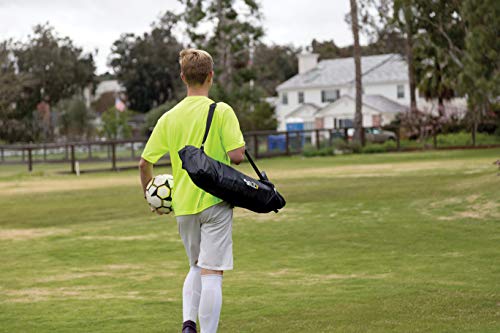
[1,128,499,173]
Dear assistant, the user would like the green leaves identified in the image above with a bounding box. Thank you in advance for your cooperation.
[110,11,183,113]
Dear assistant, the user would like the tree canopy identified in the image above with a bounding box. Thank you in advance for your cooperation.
[110,12,183,113]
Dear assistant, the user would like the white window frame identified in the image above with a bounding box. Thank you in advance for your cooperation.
[298,91,304,104]
[321,89,340,103]
[397,85,405,99]
[282,92,288,105]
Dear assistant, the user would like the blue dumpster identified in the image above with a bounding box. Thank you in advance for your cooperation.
[268,134,286,152]
[286,122,305,150]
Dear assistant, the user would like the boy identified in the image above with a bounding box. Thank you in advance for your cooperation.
[139,49,245,333]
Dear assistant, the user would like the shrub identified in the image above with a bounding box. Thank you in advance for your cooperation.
[361,144,387,154]
[425,131,500,147]
[332,139,362,154]
[302,144,335,157]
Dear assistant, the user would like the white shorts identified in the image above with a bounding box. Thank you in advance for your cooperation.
[176,202,233,271]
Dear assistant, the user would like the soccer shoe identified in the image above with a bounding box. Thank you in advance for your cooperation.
[182,320,197,333]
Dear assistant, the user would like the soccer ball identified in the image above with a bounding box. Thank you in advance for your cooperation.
[146,174,174,214]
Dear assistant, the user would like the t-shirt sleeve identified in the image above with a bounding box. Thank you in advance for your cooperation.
[220,105,245,152]
[141,116,169,164]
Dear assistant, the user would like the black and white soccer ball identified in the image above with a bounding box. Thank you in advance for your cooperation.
[146,174,174,214]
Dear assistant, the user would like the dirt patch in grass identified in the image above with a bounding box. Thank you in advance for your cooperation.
[0,228,70,241]
[273,159,494,179]
[35,263,175,284]
[0,177,138,196]
[79,234,161,241]
[1,286,176,303]
[255,269,389,286]
[423,194,500,221]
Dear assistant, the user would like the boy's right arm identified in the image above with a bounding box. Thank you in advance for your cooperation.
[220,105,246,165]
[227,146,245,165]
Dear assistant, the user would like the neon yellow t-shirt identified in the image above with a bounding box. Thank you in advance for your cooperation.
[141,96,245,216]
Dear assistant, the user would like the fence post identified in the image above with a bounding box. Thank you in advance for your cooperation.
[285,131,290,155]
[253,134,259,159]
[396,127,401,151]
[328,129,333,147]
[111,142,117,171]
[22,149,25,161]
[43,145,47,161]
[343,128,348,142]
[131,142,135,159]
[88,144,92,160]
[70,145,76,174]
[27,148,33,172]
[315,129,320,149]
[65,145,69,161]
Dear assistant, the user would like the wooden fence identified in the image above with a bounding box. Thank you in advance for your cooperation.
[1,128,498,174]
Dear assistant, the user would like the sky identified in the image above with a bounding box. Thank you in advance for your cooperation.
[0,0,365,74]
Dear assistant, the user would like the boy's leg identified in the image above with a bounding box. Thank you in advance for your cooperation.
[177,214,202,331]
[183,266,202,323]
[199,269,223,333]
[197,202,233,333]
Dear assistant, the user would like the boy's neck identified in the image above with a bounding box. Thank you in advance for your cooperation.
[186,85,210,97]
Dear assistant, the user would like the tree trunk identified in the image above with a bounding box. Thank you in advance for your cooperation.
[216,0,233,90]
[405,15,417,114]
[350,0,364,146]
[438,96,445,117]
[216,0,227,86]
[472,119,477,146]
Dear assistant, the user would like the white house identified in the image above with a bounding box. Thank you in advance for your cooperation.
[276,53,420,131]
[316,94,407,129]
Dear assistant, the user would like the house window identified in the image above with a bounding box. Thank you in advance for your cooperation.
[321,89,340,103]
[338,118,353,128]
[298,91,304,104]
[282,92,288,105]
[397,85,405,99]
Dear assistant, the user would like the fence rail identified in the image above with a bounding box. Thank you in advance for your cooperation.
[1,128,499,174]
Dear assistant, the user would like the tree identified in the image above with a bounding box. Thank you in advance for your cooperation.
[14,24,95,141]
[460,0,500,145]
[0,42,34,143]
[350,0,365,146]
[392,0,419,115]
[110,11,183,113]
[180,0,272,131]
[180,0,263,90]
[413,1,464,118]
[253,43,299,96]
[55,97,95,140]
[101,107,131,140]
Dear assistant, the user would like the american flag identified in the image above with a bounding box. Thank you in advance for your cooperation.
[115,97,126,112]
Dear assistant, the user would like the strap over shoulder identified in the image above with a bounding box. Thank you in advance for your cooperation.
[201,102,217,150]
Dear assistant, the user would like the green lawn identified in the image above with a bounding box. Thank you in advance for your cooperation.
[0,149,499,332]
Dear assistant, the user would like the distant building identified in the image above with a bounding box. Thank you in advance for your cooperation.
[275,53,466,131]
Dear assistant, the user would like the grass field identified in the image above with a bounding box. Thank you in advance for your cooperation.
[0,149,499,332]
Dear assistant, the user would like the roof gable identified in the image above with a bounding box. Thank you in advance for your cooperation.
[277,53,408,91]
[317,94,407,116]
[285,103,320,119]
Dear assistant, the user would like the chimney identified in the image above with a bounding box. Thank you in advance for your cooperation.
[298,53,319,74]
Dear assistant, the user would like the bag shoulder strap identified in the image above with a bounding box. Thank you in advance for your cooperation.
[201,102,217,150]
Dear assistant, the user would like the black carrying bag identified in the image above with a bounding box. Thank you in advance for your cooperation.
[178,103,286,214]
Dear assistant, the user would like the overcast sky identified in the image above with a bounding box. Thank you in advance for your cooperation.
[0,0,365,74]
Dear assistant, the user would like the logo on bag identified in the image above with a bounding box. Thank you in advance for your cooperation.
[243,178,259,190]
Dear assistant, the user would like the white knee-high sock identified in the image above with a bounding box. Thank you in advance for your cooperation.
[182,266,202,323]
[199,275,223,333]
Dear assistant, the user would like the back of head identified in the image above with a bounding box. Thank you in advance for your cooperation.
[179,49,214,86]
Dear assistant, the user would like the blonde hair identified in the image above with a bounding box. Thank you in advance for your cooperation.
[179,48,214,86]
